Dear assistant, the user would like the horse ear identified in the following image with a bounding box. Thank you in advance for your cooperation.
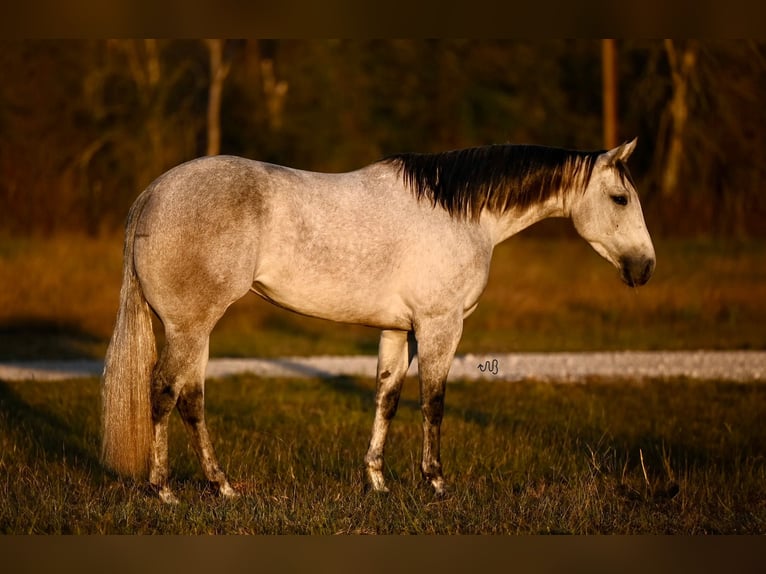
[603,137,637,164]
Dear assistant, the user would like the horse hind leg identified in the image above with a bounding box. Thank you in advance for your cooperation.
[364,329,416,492]
[149,325,235,502]
[176,349,238,498]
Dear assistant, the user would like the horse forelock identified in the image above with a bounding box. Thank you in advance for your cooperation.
[382,144,602,220]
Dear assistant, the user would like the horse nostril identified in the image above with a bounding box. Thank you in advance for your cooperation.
[641,258,656,284]
[620,256,655,287]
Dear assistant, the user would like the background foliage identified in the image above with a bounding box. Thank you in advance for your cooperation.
[1,39,764,536]
[1,39,765,238]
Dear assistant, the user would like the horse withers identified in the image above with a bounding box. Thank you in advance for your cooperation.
[101,139,654,502]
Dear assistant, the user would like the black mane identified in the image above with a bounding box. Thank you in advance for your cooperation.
[382,144,604,220]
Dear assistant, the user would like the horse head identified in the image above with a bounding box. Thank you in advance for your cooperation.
[570,138,655,287]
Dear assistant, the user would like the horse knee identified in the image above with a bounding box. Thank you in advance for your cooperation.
[422,393,445,425]
[377,385,402,420]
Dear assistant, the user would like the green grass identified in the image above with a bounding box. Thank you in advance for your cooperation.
[1,233,765,359]
[1,374,764,534]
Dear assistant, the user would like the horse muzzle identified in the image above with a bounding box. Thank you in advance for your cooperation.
[619,255,655,287]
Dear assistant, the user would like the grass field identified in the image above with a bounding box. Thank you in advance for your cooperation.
[0,232,765,359]
[1,374,765,534]
[1,233,764,534]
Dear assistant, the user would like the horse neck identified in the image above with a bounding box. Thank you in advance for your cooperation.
[480,190,570,246]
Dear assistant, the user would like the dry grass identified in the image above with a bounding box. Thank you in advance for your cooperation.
[2,232,763,535]
[0,234,124,358]
[467,236,766,352]
[0,233,764,359]
[1,374,764,534]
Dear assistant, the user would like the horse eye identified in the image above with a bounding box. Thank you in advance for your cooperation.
[611,195,628,206]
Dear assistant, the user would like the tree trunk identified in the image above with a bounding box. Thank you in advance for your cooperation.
[601,39,618,150]
[260,58,288,131]
[206,39,231,156]
[662,39,697,199]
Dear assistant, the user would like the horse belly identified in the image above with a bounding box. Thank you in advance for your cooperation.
[251,272,411,331]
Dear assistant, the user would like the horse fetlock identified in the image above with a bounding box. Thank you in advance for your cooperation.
[366,467,390,493]
[365,454,390,492]
[149,464,166,487]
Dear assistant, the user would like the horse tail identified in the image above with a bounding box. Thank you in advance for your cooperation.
[101,189,156,479]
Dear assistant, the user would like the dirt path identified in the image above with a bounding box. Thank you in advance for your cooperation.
[1,351,764,382]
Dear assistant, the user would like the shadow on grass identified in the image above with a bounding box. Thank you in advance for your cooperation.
[0,317,106,360]
[261,313,380,355]
[0,380,102,474]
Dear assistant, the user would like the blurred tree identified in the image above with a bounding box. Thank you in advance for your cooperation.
[1,40,764,237]
[689,41,766,237]
[661,39,698,201]
[0,41,93,234]
[646,40,766,236]
[76,39,207,234]
[205,39,231,156]
[602,39,618,149]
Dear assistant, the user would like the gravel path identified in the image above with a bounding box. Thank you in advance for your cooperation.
[1,351,764,382]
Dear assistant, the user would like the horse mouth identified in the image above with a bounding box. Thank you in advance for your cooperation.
[619,256,655,287]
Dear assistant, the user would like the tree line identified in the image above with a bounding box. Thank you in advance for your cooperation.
[1,39,764,237]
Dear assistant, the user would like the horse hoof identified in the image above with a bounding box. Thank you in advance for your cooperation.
[218,482,240,499]
[363,481,390,494]
[430,477,447,498]
[159,487,179,505]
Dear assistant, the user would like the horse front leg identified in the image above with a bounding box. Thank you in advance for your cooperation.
[414,314,463,496]
[364,329,416,492]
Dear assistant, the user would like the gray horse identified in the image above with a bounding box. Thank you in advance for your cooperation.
[101,140,655,503]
